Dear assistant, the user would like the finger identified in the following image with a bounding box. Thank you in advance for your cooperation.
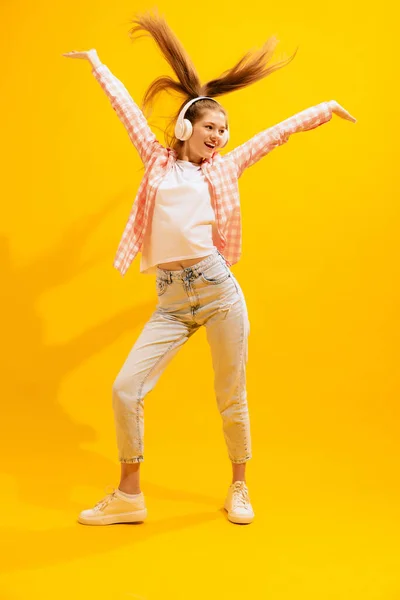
[344,112,357,123]
[340,106,356,121]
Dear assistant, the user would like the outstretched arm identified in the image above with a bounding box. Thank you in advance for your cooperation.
[224,100,356,178]
[63,49,163,167]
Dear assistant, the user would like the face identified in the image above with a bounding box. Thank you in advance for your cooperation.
[184,108,228,163]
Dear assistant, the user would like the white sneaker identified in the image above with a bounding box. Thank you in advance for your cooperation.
[224,481,254,524]
[78,487,147,526]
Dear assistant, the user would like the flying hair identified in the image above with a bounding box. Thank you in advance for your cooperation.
[128,8,298,149]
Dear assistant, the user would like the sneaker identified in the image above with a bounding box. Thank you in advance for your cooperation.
[224,481,254,524]
[78,486,147,526]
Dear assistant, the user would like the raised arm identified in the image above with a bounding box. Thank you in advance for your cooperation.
[224,100,356,178]
[63,49,163,167]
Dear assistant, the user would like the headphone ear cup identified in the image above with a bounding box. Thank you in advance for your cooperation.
[220,129,230,149]
[181,118,193,141]
[175,118,193,141]
[175,119,184,140]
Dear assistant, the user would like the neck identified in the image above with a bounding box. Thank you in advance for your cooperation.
[175,143,206,165]
[176,152,203,166]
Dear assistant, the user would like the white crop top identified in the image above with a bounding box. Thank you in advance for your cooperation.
[140,159,217,275]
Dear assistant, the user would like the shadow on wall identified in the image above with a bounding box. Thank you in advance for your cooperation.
[0,192,157,510]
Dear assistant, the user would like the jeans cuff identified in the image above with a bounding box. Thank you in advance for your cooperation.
[120,456,144,463]
[230,454,252,464]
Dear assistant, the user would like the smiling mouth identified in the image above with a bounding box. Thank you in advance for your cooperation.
[205,143,215,149]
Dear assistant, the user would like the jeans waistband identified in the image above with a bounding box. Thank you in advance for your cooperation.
[156,247,226,282]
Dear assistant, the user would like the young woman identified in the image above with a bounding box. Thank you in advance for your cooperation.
[63,11,356,526]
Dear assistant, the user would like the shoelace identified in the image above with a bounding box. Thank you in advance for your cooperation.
[94,485,117,511]
[231,482,251,509]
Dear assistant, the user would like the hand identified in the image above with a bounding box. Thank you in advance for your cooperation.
[62,48,101,69]
[329,100,357,123]
[62,49,97,61]
[62,50,93,60]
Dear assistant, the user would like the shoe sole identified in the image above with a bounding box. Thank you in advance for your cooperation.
[78,508,147,526]
[224,506,254,524]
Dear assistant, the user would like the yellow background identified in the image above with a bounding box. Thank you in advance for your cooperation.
[1,0,399,598]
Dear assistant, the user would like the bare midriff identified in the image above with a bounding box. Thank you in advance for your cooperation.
[157,254,213,271]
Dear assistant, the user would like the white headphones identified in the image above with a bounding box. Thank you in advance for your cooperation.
[174,96,230,148]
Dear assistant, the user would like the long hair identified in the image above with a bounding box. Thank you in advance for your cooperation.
[129,9,298,150]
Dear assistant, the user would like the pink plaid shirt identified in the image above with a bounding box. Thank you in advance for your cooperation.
[92,64,333,276]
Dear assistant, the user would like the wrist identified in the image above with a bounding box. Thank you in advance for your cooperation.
[88,50,102,69]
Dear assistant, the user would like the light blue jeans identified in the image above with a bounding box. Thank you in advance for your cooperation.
[112,247,251,464]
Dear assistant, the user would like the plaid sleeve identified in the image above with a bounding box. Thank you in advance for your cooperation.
[224,102,333,178]
[92,64,164,167]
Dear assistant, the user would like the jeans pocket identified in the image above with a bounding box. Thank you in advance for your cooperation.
[156,278,168,296]
[200,260,230,285]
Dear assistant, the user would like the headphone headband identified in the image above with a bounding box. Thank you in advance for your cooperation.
[176,96,222,123]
